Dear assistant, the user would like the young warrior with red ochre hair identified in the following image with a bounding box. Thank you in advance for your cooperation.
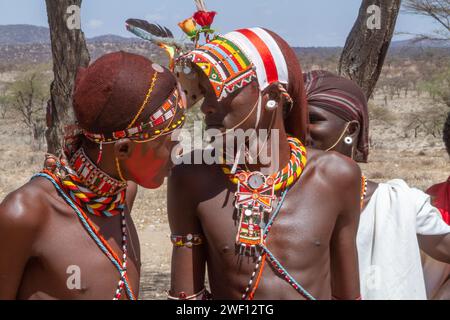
[0,51,186,300]
[168,28,362,300]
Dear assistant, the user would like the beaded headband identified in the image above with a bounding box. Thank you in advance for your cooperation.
[178,27,289,101]
[83,83,186,144]
[181,35,257,100]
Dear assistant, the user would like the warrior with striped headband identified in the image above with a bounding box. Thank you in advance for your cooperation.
[0,51,186,300]
[168,25,363,300]
[305,70,450,300]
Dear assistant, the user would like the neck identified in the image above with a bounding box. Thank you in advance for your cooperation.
[241,121,291,175]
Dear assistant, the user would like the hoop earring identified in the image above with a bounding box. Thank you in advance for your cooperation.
[115,157,127,182]
[325,122,352,152]
[344,136,353,145]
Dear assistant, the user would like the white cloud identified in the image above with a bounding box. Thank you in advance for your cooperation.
[88,19,103,29]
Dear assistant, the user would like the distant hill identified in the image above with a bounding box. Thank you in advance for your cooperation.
[88,34,135,43]
[391,39,450,48]
[1,24,449,48]
[0,25,50,44]
[0,24,448,73]
[0,25,136,45]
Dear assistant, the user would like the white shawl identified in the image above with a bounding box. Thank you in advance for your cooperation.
[357,179,450,300]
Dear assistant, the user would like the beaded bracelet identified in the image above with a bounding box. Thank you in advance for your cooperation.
[171,233,204,248]
[167,288,211,300]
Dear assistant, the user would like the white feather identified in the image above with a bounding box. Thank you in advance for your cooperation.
[194,0,207,11]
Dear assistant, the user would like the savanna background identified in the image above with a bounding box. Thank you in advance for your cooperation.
[0,0,449,299]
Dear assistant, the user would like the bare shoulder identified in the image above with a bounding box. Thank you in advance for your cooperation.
[0,177,53,232]
[306,148,362,188]
[170,150,222,190]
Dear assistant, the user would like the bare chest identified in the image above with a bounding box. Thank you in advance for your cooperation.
[18,203,141,300]
[196,181,338,273]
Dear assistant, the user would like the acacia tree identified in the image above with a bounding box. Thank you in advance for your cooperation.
[403,0,450,41]
[45,0,90,154]
[9,72,50,150]
[339,0,402,98]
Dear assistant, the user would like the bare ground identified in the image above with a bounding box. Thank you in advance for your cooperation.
[0,92,449,299]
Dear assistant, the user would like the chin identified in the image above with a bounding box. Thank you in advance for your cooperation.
[138,176,165,189]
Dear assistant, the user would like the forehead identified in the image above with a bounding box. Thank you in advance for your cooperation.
[308,104,348,123]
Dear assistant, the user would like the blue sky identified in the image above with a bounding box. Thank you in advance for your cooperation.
[0,0,441,46]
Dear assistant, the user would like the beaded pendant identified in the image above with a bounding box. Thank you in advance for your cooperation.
[235,171,276,256]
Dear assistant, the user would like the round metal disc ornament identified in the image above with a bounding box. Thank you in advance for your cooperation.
[247,172,265,190]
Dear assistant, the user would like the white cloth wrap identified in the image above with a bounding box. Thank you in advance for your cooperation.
[357,179,450,300]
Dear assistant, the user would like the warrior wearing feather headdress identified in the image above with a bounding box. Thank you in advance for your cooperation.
[163,1,363,300]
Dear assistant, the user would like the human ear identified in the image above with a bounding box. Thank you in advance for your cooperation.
[114,139,134,160]
[262,83,283,111]
[347,120,360,141]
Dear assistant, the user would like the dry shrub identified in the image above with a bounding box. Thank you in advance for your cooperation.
[369,102,396,124]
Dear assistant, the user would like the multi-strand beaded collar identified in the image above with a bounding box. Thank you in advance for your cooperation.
[33,154,135,300]
[222,136,307,192]
[221,136,311,299]
[64,148,127,217]
[221,136,306,254]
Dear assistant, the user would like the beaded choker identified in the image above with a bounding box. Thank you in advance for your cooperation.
[44,152,126,218]
[70,148,127,197]
[221,136,307,256]
[222,136,307,192]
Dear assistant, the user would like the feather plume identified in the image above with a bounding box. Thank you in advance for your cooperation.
[125,19,186,70]
[194,0,207,11]
[125,19,184,50]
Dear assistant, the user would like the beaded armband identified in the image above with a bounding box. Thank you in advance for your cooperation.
[168,288,211,300]
[171,233,204,248]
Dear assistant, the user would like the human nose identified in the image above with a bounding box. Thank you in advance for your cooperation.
[200,98,218,115]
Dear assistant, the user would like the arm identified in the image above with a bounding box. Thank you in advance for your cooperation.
[167,165,207,299]
[414,187,450,263]
[328,154,362,299]
[418,234,450,264]
[0,188,42,299]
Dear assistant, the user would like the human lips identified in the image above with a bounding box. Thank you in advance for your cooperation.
[204,120,224,130]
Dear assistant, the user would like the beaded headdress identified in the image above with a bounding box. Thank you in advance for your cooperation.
[177,27,289,101]
[82,82,186,145]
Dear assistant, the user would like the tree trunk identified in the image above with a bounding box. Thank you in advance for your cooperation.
[45,0,90,155]
[339,0,401,98]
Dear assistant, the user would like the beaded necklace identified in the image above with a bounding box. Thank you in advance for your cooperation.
[221,136,307,256]
[32,152,136,300]
[241,188,316,300]
[61,148,127,218]
[70,148,127,197]
[222,136,307,191]
[33,171,136,300]
[361,175,367,209]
